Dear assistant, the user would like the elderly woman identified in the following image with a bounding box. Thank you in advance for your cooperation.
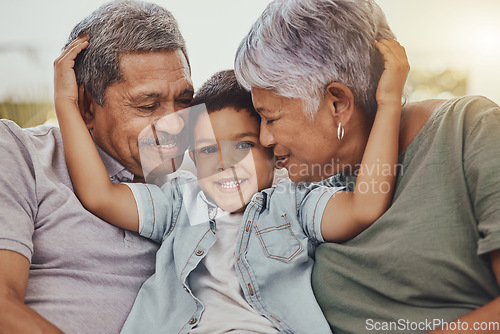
[235,0,500,333]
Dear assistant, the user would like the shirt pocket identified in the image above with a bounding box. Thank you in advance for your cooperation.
[254,220,303,263]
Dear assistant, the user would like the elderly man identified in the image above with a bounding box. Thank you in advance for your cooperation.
[0,1,193,332]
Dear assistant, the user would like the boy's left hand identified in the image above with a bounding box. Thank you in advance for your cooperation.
[374,39,410,107]
[53,35,89,108]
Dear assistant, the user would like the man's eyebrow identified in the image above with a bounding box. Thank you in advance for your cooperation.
[178,88,195,97]
[130,93,160,103]
[131,88,194,103]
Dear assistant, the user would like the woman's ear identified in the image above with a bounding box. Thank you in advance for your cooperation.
[78,85,96,131]
[324,82,355,125]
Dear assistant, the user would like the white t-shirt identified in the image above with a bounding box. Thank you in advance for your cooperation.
[189,211,277,334]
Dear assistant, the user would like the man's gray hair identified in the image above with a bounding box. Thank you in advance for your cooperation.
[65,0,189,106]
[234,0,395,118]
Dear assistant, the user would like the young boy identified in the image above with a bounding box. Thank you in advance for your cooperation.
[54,36,408,333]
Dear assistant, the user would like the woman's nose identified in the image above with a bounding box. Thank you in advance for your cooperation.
[259,122,276,148]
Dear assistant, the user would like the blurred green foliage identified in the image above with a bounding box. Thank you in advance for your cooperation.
[407,68,467,102]
[0,68,468,128]
[0,101,54,128]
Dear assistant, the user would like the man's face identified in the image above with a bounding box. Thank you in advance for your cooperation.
[251,88,339,183]
[137,107,190,182]
[85,50,193,180]
[192,108,275,213]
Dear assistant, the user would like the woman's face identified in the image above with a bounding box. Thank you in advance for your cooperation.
[251,88,341,183]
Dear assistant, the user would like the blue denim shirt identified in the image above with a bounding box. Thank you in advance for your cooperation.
[122,175,345,334]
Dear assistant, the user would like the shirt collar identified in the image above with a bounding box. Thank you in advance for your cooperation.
[198,191,228,220]
[177,177,231,226]
[95,144,134,183]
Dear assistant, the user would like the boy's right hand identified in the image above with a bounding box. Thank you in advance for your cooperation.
[53,35,89,109]
[374,39,410,108]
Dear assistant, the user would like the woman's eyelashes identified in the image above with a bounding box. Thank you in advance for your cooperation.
[261,116,277,126]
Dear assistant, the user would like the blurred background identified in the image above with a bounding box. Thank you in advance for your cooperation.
[1,0,499,127]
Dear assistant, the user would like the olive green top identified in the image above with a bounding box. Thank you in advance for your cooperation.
[313,96,500,334]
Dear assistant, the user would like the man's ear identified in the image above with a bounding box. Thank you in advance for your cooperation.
[324,82,355,125]
[78,85,96,131]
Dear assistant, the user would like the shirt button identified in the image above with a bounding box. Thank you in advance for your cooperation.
[195,249,204,256]
[189,318,197,325]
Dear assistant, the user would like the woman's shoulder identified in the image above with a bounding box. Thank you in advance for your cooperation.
[399,96,499,152]
[399,99,447,153]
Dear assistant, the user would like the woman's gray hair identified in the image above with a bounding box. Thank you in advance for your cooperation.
[234,0,395,118]
[65,0,189,106]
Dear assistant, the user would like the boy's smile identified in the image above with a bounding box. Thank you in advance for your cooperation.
[213,174,247,193]
[191,107,275,213]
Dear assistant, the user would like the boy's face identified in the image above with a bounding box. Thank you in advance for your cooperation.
[191,107,275,213]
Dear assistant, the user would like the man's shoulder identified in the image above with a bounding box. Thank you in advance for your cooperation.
[0,121,70,186]
[0,120,61,145]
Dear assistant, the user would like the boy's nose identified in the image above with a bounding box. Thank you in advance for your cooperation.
[218,152,238,171]
[217,144,249,171]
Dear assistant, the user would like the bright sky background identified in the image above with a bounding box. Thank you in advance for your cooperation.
[1,0,500,104]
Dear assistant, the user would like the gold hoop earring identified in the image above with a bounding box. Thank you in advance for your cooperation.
[337,122,345,141]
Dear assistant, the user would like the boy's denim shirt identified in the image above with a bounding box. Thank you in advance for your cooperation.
[121,174,348,334]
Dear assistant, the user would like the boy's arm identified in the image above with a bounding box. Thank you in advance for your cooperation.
[321,40,409,242]
[54,35,139,232]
